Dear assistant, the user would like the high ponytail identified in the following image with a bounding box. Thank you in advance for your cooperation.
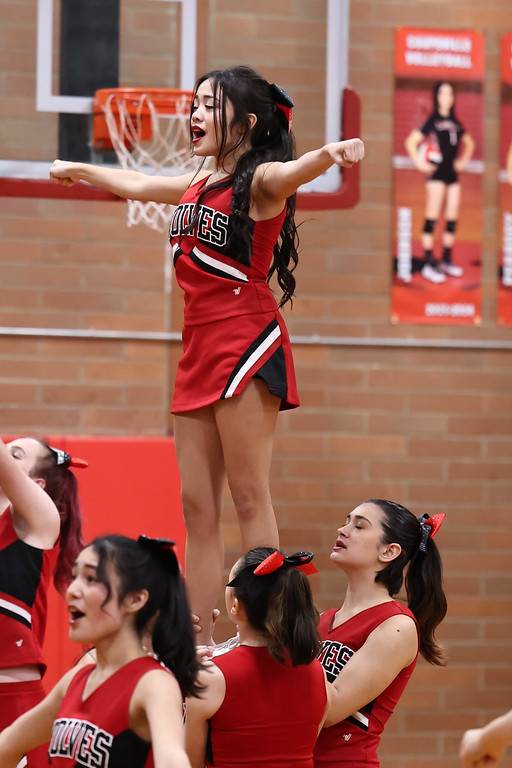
[230,547,320,667]
[369,499,447,666]
[31,440,85,594]
[405,538,447,665]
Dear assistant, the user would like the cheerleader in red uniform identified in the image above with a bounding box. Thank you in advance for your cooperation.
[0,436,85,767]
[0,533,201,768]
[185,547,329,768]
[49,65,365,645]
[314,499,447,768]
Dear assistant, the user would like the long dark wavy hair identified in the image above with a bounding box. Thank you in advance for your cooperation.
[367,499,448,666]
[186,66,299,307]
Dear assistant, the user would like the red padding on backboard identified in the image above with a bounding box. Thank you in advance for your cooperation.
[3,435,185,691]
[0,88,361,209]
[0,178,121,201]
[296,87,361,211]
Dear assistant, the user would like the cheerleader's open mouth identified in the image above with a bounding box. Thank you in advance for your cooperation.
[192,127,206,143]
[68,605,85,624]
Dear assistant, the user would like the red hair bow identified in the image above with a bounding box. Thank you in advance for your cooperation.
[253,551,318,576]
[49,445,88,469]
[424,513,445,538]
[418,513,445,552]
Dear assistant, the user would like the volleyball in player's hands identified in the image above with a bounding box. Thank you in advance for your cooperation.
[417,141,442,167]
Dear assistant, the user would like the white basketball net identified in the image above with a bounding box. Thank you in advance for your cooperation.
[101,91,199,232]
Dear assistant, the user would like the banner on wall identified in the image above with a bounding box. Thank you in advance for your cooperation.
[498,33,512,325]
[391,27,484,325]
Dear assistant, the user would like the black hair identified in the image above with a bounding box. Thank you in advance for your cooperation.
[30,439,85,595]
[230,546,320,666]
[432,81,457,121]
[367,499,447,666]
[87,534,202,698]
[186,65,299,307]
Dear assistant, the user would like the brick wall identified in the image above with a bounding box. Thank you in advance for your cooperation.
[1,1,512,766]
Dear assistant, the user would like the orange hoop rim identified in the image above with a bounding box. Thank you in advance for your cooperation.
[93,87,194,115]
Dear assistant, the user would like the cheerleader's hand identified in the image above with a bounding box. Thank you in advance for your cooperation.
[326,138,365,168]
[49,159,82,186]
[191,608,221,634]
[196,645,214,663]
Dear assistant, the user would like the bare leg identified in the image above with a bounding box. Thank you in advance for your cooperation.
[442,182,461,249]
[421,180,448,282]
[173,406,226,646]
[421,180,446,252]
[438,182,463,275]
[214,378,280,552]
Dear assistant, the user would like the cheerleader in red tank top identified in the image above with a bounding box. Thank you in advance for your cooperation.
[48,657,162,767]
[0,534,201,768]
[185,547,329,768]
[315,603,418,768]
[169,175,299,412]
[314,500,447,768]
[48,65,365,648]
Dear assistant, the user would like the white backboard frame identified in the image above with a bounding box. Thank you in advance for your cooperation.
[36,0,198,113]
[26,0,349,193]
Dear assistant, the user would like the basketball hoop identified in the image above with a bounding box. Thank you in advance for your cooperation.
[93,88,198,232]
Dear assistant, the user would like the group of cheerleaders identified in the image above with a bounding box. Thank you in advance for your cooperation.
[0,66,498,768]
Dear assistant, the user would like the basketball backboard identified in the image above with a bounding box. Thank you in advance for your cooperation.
[0,0,358,207]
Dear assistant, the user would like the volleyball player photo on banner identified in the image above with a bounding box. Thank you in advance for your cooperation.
[498,32,512,326]
[391,27,484,325]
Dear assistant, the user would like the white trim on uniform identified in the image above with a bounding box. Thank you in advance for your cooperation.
[351,709,370,729]
[192,246,249,282]
[0,598,32,625]
[224,324,281,398]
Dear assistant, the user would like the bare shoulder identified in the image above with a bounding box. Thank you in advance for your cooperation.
[373,611,418,636]
[46,663,88,703]
[252,161,285,195]
[185,169,210,185]
[134,666,183,702]
[185,661,226,719]
[197,659,225,690]
[249,161,289,219]
[368,612,418,664]
[174,169,210,195]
